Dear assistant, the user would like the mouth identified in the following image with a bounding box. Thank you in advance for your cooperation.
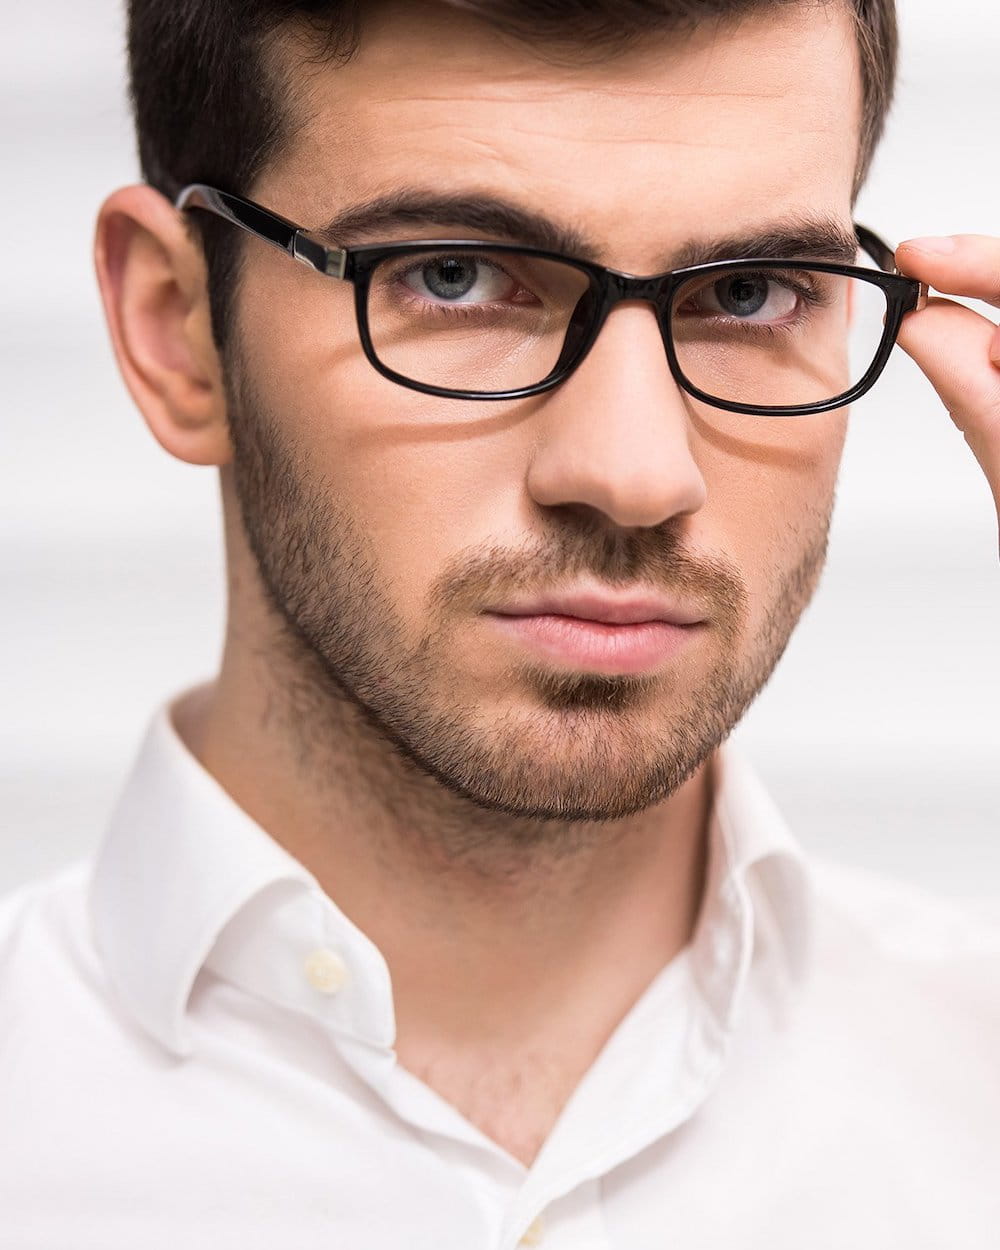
[485,611,703,676]
[487,586,706,629]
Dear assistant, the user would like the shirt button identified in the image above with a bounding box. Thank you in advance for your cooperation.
[519,1215,545,1245]
[303,948,349,994]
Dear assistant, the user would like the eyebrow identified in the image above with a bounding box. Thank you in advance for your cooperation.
[315,190,860,268]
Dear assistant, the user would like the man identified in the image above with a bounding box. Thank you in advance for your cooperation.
[2,0,998,1245]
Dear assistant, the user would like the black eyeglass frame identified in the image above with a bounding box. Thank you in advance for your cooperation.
[176,183,928,416]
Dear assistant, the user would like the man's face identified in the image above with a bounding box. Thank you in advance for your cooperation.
[222,1,861,826]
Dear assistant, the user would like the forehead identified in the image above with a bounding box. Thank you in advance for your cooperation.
[262,2,862,265]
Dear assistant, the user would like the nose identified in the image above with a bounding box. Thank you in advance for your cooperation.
[526,302,708,529]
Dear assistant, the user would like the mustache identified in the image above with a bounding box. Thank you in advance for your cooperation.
[432,522,748,637]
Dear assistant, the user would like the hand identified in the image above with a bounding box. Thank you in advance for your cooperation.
[893,235,1000,553]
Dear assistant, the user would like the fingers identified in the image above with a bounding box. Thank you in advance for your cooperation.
[895,235,1000,310]
[897,298,1000,429]
[896,297,1000,516]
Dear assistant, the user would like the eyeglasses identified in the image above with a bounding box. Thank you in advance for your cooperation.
[176,183,928,417]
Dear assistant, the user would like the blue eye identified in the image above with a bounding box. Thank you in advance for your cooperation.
[714,276,771,317]
[675,270,813,326]
[421,257,479,300]
[402,254,517,305]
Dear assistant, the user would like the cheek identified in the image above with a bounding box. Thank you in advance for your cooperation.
[236,260,550,616]
[358,432,533,618]
[237,255,454,478]
[691,406,847,588]
[233,256,370,434]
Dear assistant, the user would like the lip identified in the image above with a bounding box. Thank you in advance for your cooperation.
[487,587,706,627]
[485,611,703,676]
[483,585,707,674]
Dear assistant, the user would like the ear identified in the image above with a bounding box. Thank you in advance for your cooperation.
[94,184,232,466]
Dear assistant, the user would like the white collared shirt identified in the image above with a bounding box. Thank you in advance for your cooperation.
[1,688,998,1249]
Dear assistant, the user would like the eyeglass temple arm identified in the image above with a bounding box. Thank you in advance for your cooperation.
[174,184,348,279]
[174,187,925,312]
[854,223,895,270]
[856,223,930,312]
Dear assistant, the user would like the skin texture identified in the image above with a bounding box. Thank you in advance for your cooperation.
[94,0,1000,1167]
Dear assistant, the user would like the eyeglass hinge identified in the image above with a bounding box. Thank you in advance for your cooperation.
[292,231,347,280]
[893,264,930,312]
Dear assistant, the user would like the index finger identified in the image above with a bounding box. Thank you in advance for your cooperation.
[894,235,1000,310]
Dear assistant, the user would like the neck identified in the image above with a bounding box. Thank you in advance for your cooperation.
[178,632,713,1161]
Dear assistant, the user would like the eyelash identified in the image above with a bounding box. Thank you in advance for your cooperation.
[380,257,538,322]
[673,273,834,337]
[687,271,830,305]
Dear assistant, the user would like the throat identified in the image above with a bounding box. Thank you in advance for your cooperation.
[398,1043,591,1168]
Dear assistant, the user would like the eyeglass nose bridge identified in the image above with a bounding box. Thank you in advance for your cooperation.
[603,269,675,310]
[610,268,670,295]
[557,268,677,376]
[553,267,678,382]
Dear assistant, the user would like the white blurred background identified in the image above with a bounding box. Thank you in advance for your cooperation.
[2,0,998,914]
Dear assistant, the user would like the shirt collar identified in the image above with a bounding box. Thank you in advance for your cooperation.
[89,688,393,1059]
[690,746,813,1035]
[89,687,811,1059]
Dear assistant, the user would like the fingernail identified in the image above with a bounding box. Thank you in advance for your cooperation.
[902,236,957,255]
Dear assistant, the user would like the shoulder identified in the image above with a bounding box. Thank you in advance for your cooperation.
[800,854,1000,1037]
[0,862,99,990]
[805,853,1000,959]
[0,860,92,926]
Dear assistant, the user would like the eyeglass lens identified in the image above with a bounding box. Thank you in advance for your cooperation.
[365,248,890,407]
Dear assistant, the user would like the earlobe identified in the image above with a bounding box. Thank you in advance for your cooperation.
[94,184,233,466]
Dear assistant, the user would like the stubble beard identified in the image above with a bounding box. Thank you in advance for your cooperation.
[224,361,831,860]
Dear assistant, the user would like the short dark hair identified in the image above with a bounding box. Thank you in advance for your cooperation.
[127,0,898,350]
